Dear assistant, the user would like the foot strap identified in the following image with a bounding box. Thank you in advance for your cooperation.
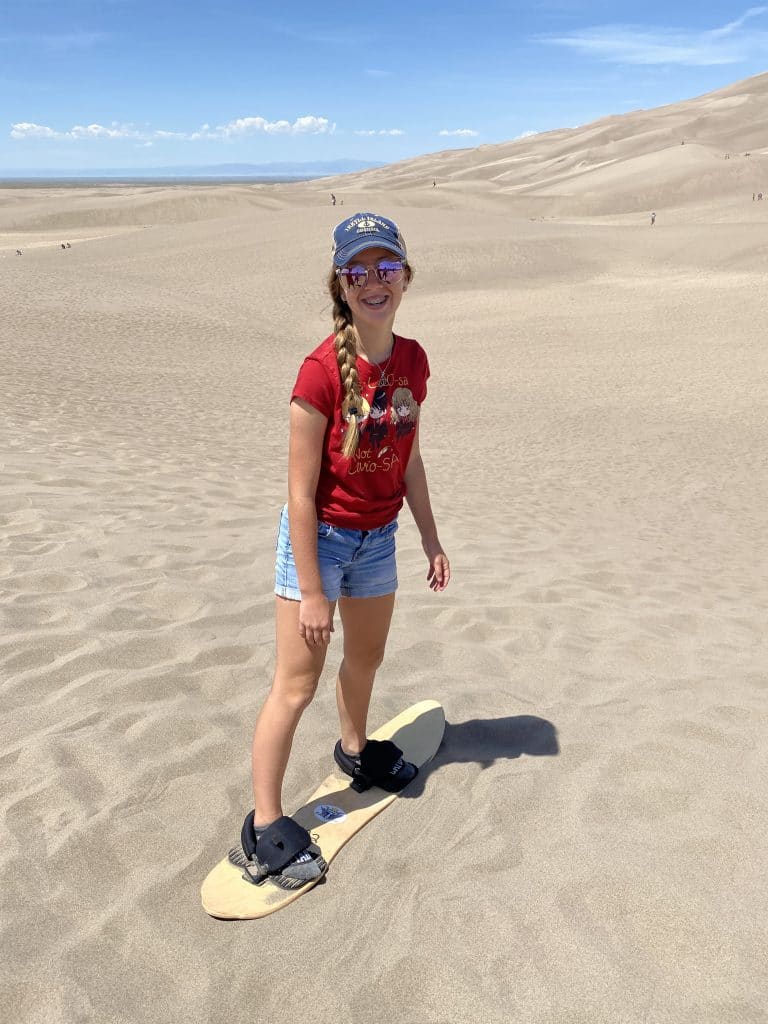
[229,812,327,890]
[239,812,312,874]
[334,739,418,793]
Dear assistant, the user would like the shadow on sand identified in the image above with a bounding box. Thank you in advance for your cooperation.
[399,714,559,800]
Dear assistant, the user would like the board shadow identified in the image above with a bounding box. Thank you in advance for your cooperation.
[398,714,559,800]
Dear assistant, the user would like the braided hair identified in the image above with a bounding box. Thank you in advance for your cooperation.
[327,269,364,458]
[327,262,414,458]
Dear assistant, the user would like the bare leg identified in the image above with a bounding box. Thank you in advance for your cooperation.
[251,596,335,826]
[335,593,396,754]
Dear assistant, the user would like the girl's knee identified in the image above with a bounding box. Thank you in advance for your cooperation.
[342,646,386,678]
[270,674,319,713]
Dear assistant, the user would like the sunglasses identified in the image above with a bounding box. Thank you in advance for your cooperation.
[337,259,405,289]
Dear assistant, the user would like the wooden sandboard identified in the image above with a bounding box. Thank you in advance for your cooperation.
[201,700,445,920]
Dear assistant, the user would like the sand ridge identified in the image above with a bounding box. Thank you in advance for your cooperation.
[316,71,768,215]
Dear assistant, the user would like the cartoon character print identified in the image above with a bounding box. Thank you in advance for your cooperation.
[341,392,370,446]
[364,385,389,453]
[390,387,419,440]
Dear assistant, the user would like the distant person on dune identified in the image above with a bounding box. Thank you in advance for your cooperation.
[650,212,656,226]
[330,193,336,206]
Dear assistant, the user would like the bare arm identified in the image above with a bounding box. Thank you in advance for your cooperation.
[403,424,451,591]
[287,398,333,645]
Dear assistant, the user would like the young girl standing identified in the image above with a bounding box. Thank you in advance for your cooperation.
[236,213,450,889]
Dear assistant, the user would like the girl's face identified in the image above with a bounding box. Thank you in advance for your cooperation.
[339,245,407,332]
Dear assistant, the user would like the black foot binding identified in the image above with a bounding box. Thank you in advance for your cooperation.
[228,812,327,890]
[334,738,418,793]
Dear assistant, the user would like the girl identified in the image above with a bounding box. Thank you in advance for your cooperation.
[235,212,450,890]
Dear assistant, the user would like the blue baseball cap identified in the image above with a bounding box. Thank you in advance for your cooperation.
[332,212,407,267]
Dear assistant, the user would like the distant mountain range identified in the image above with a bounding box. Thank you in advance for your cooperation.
[0,160,383,180]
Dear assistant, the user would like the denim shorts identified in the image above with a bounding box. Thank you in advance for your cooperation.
[274,504,398,601]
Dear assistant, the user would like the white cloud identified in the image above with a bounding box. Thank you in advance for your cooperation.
[10,114,336,143]
[70,123,141,139]
[10,121,141,140]
[200,115,334,138]
[353,128,405,136]
[711,6,768,37]
[10,122,57,139]
[439,128,480,137]
[188,126,218,141]
[541,7,768,66]
[292,115,333,134]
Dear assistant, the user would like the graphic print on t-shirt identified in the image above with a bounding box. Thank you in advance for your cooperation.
[390,386,418,440]
[290,334,429,528]
[364,386,389,453]
[341,392,370,426]
[346,374,420,477]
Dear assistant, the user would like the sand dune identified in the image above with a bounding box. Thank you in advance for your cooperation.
[0,183,292,238]
[318,72,768,214]
[2,74,768,1024]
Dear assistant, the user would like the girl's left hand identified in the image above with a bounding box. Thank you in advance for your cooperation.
[423,540,450,592]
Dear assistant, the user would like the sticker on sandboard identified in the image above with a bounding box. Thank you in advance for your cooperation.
[313,804,346,823]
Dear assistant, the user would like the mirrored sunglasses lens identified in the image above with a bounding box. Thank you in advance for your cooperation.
[376,261,404,283]
[341,265,368,288]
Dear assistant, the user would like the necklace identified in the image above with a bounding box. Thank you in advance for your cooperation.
[363,334,395,388]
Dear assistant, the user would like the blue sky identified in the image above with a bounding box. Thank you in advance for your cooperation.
[2,1,768,171]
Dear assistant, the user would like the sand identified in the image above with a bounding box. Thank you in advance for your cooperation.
[2,73,768,1024]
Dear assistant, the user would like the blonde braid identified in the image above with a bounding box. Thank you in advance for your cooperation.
[328,269,364,458]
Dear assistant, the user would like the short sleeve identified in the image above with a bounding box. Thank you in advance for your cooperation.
[421,351,431,403]
[411,344,430,405]
[291,356,336,418]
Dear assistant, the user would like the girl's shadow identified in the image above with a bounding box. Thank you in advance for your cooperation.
[402,715,559,799]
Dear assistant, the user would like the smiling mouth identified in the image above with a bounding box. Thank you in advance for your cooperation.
[362,295,387,307]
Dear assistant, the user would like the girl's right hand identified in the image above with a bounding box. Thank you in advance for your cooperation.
[298,593,334,647]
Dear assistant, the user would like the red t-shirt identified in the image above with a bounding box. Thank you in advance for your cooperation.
[291,333,430,529]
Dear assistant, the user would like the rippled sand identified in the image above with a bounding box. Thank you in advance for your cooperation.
[2,75,768,1024]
